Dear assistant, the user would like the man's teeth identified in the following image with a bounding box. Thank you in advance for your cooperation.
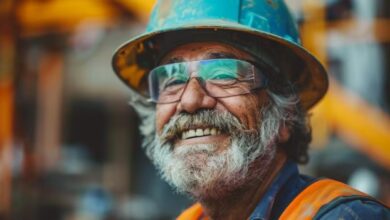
[181,128,221,140]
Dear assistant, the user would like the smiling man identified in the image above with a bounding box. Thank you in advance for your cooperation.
[112,0,389,219]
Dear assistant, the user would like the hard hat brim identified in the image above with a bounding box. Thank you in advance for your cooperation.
[112,22,328,110]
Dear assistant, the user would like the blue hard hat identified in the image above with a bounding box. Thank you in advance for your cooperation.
[112,0,328,109]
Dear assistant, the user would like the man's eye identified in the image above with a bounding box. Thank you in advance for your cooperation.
[207,68,237,79]
[162,78,186,90]
[211,73,237,80]
[167,79,185,86]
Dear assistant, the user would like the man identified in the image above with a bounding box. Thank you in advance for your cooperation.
[112,0,390,219]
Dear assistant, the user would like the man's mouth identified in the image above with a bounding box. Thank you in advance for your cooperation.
[180,127,221,140]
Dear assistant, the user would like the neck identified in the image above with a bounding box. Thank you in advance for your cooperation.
[198,150,287,220]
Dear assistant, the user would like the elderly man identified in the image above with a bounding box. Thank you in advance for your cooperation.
[112,0,389,219]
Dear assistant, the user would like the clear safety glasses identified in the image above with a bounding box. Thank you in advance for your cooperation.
[148,59,268,104]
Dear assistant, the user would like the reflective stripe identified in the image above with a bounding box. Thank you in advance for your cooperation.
[177,179,371,220]
[279,179,369,220]
[177,203,208,220]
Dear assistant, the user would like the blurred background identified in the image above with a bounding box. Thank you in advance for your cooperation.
[0,0,389,219]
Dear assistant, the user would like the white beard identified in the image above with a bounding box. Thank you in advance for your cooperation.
[146,110,279,199]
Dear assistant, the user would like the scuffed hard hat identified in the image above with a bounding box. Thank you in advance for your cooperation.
[112,0,328,110]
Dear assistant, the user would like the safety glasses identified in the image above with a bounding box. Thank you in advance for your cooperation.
[148,58,268,104]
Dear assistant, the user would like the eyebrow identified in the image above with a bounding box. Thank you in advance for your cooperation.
[163,52,239,65]
[205,52,238,59]
[163,57,184,64]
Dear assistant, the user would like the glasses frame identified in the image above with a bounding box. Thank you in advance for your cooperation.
[147,58,270,104]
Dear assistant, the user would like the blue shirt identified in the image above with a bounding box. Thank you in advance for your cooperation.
[249,161,390,220]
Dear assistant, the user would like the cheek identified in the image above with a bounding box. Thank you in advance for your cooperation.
[218,95,261,130]
[241,97,261,129]
[155,104,177,134]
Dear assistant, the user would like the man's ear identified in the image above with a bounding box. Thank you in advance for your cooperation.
[278,124,290,143]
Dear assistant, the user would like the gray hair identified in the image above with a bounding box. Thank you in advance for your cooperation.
[264,91,311,164]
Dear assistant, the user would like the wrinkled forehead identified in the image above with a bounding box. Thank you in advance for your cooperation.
[159,42,254,65]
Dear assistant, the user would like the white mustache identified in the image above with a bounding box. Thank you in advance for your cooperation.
[158,110,251,144]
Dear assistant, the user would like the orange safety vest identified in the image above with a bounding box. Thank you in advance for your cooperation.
[177,179,371,220]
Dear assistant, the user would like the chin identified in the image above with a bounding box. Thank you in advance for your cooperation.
[159,142,254,199]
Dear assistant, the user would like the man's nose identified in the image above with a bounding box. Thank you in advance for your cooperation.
[177,78,217,113]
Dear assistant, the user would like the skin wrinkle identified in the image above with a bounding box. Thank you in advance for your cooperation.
[151,109,277,199]
[160,44,250,65]
[129,42,311,219]
[132,90,304,219]
[155,43,259,136]
[151,97,284,199]
[158,110,241,146]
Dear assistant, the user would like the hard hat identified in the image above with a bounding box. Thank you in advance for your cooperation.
[112,0,328,110]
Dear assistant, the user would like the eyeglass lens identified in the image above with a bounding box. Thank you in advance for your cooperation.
[148,59,267,103]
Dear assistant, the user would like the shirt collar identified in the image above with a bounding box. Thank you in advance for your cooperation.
[249,160,299,220]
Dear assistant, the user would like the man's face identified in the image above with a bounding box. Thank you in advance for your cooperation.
[147,42,280,198]
[156,42,267,147]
